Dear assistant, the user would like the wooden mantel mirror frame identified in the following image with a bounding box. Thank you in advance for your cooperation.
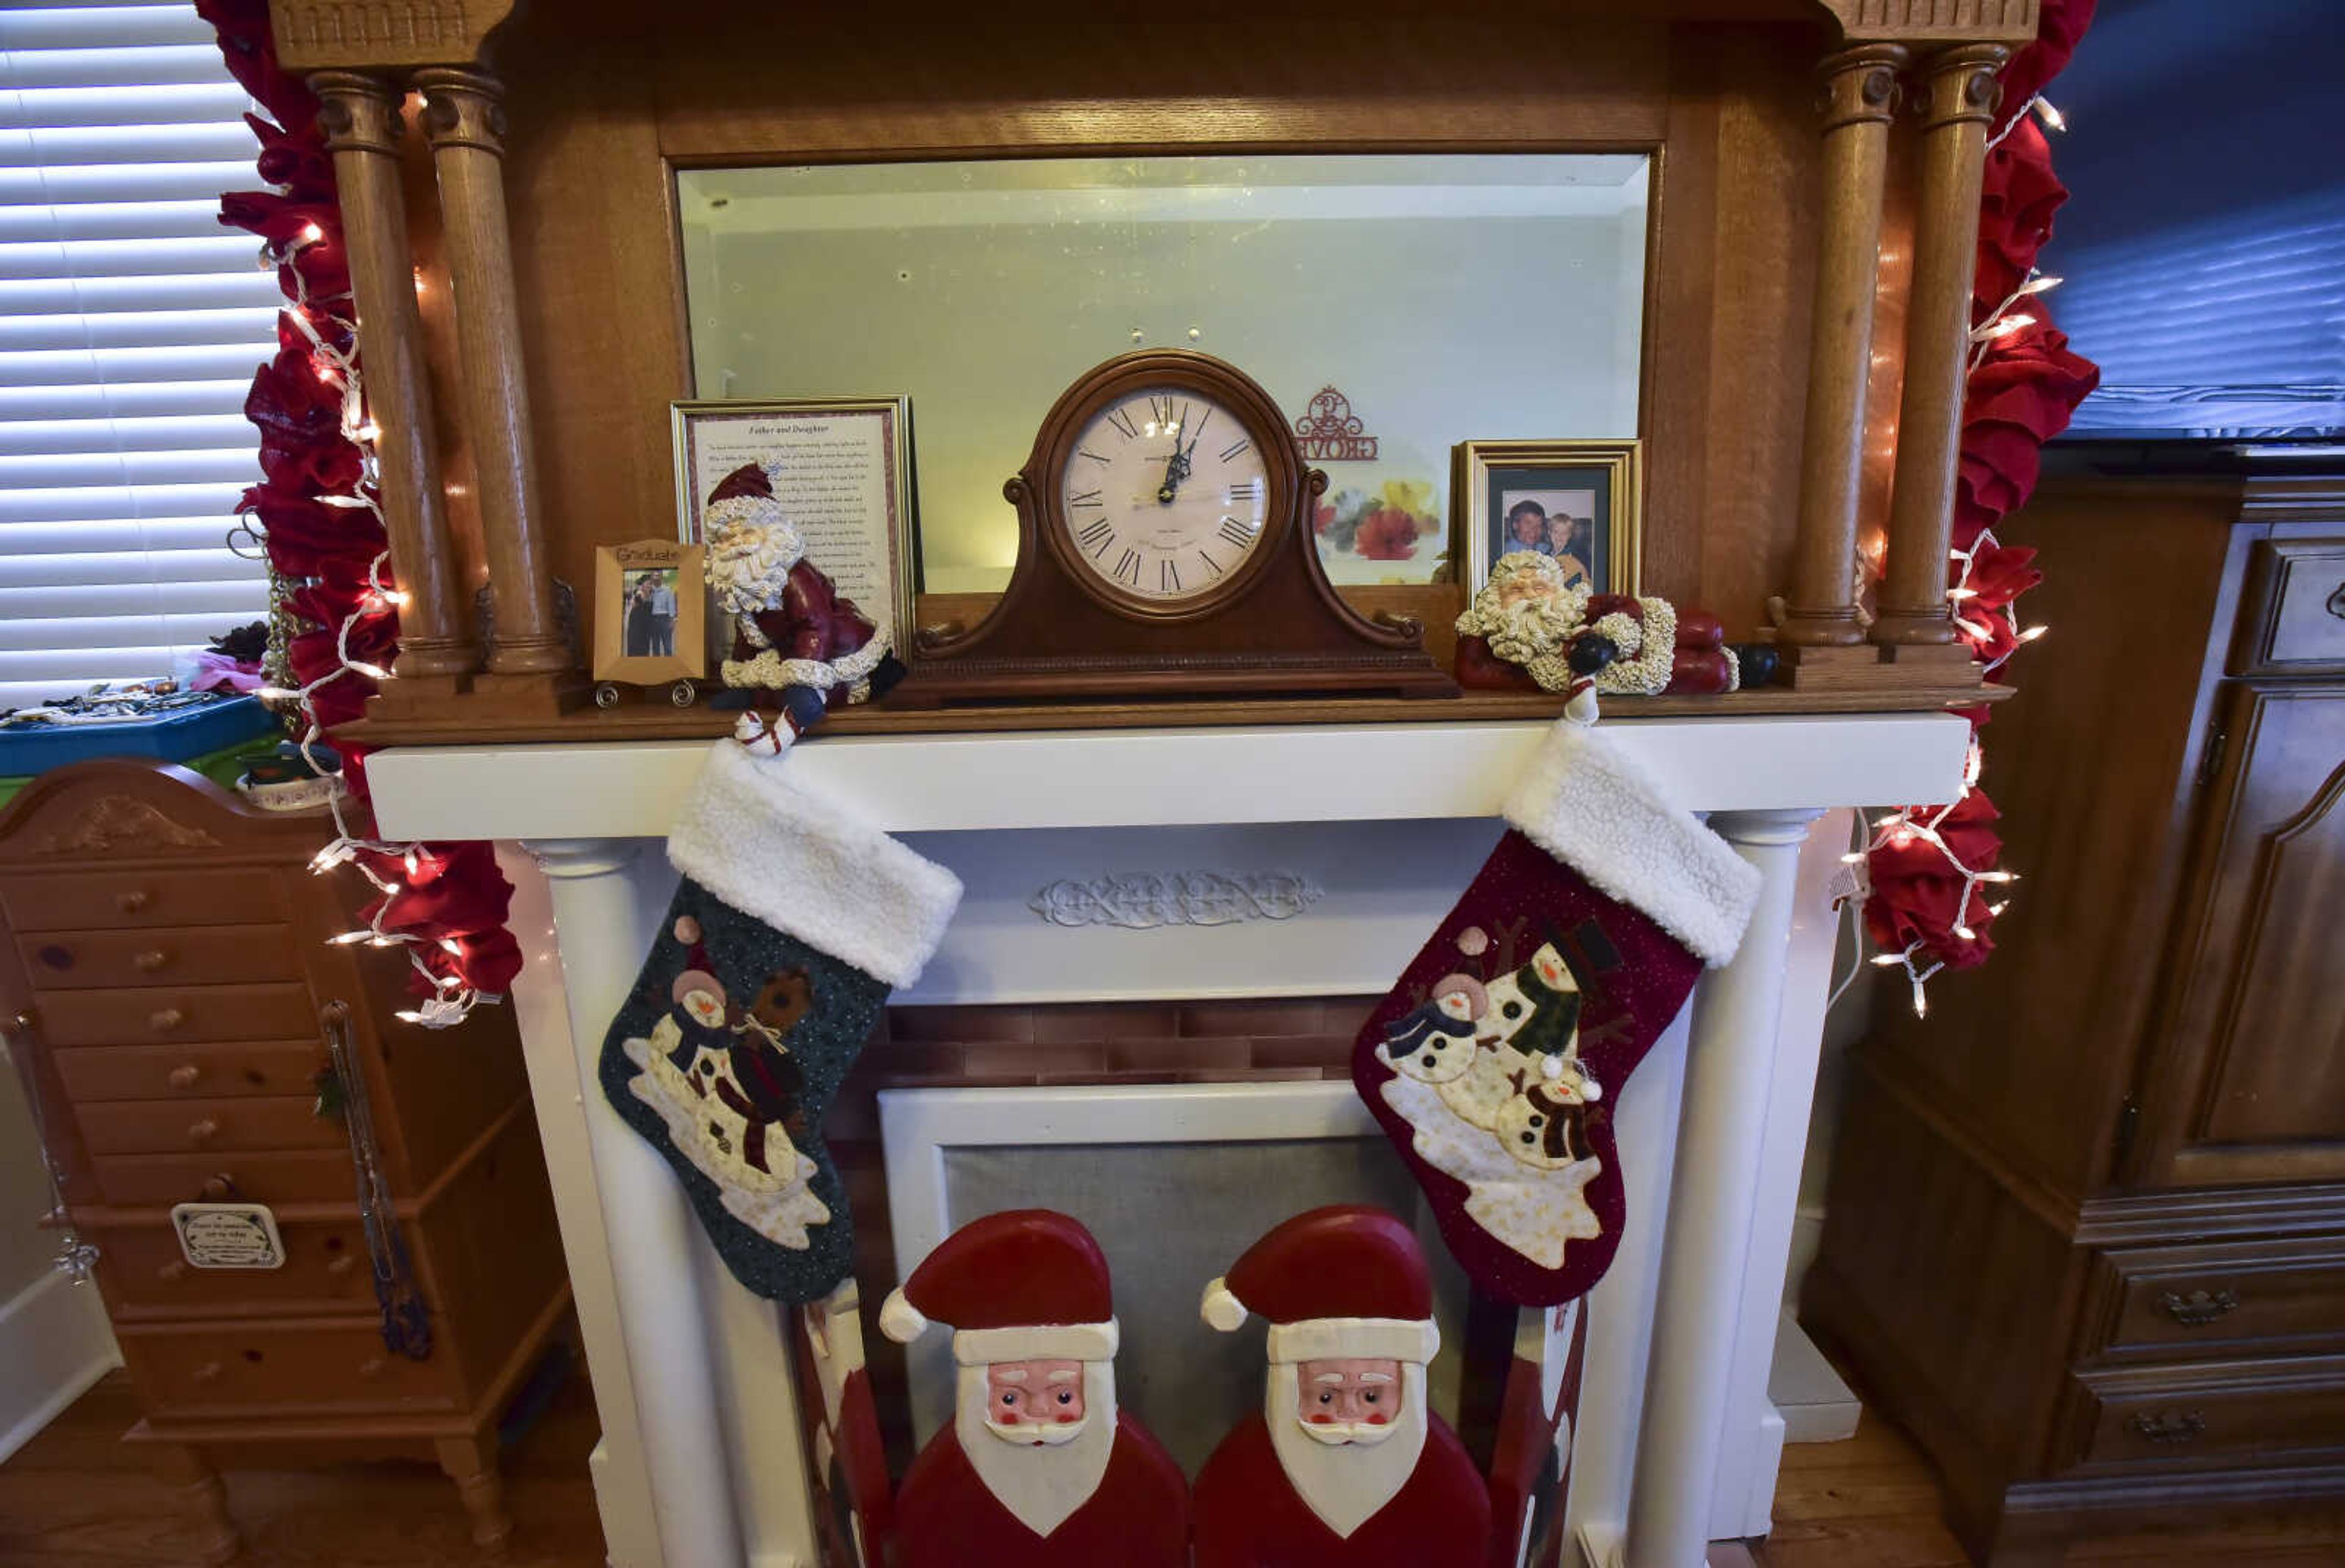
[277,0,2039,744]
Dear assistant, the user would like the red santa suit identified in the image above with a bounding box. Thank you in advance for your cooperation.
[1194,1205,1492,1568]
[879,1210,1189,1568]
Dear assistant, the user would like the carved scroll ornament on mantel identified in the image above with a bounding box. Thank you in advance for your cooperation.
[1030,871,1325,929]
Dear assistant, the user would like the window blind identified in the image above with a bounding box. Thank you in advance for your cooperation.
[0,2,283,709]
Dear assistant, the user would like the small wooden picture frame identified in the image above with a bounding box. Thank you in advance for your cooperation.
[1455,439,1643,597]
[594,540,707,686]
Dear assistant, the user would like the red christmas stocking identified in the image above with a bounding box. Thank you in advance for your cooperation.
[1351,717,1762,1305]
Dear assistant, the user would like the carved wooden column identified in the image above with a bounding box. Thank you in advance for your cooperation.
[312,72,478,684]
[1871,45,2008,662]
[1777,43,1907,665]
[416,67,573,683]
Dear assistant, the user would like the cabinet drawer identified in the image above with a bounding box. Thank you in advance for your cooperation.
[89,1149,355,1208]
[51,1040,327,1103]
[76,1095,342,1157]
[0,868,285,934]
[2235,537,2345,673]
[2092,1236,2345,1358]
[2071,1355,2345,1472]
[18,924,300,990]
[36,983,316,1047]
[95,1214,387,1318]
[116,1318,462,1418]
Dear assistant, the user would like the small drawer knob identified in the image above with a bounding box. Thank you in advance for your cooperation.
[190,1360,222,1384]
[133,949,170,973]
[116,888,151,913]
[149,1008,186,1033]
[2158,1288,2241,1327]
[357,1357,387,1380]
[186,1118,219,1147]
[2129,1408,2206,1444]
[324,1254,357,1279]
[157,1261,186,1284]
[167,1064,201,1090]
[198,1175,233,1201]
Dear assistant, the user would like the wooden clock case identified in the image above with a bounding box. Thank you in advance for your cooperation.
[896,349,1457,705]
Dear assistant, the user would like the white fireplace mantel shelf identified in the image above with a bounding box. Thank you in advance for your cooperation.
[366,710,1968,841]
[362,709,1968,1568]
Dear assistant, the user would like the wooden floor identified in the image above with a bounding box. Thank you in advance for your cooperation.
[5,1370,2343,1566]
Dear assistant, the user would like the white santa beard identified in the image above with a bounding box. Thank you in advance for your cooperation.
[1267,1359,1429,1540]
[954,1361,1117,1539]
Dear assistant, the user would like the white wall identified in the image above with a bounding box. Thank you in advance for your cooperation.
[0,1056,118,1461]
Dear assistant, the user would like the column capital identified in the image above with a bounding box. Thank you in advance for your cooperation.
[1816,43,1911,131]
[1706,807,1827,849]
[1912,43,2011,131]
[416,66,509,155]
[311,71,406,156]
[521,837,644,880]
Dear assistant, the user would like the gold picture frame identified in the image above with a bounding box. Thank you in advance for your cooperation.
[1455,439,1643,597]
[594,540,707,686]
[669,396,916,651]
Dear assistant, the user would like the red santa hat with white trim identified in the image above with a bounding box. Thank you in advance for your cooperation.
[879,1210,1119,1365]
[1200,1205,1440,1366]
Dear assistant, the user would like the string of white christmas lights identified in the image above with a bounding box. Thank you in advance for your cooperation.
[1844,114,2071,1018]
[247,226,482,1028]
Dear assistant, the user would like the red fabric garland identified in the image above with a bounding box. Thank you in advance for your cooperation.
[201,0,522,1003]
[1863,0,2101,976]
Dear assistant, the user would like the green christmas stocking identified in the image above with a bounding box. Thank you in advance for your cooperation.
[599,741,962,1304]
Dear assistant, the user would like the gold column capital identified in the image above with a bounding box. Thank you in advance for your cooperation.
[1817,43,1911,131]
[311,71,407,156]
[1912,43,2012,131]
[416,67,509,156]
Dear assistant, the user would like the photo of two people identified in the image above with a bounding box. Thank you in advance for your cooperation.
[622,567,680,657]
[1497,489,1599,591]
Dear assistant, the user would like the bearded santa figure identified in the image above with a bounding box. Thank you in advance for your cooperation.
[702,461,901,752]
[878,1210,1188,1568]
[1193,1205,1489,1566]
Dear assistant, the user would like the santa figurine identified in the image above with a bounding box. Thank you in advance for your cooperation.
[702,460,902,753]
[879,1210,1188,1568]
[1193,1206,1490,1566]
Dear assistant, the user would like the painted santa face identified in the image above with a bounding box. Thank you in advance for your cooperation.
[983,1358,1089,1446]
[1294,1358,1404,1446]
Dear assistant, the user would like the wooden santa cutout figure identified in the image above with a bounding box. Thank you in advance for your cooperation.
[1193,1205,1491,1566]
[878,1210,1188,1567]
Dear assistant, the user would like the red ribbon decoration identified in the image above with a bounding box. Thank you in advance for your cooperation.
[202,0,522,1006]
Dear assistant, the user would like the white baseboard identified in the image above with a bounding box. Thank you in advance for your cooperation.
[0,1266,120,1463]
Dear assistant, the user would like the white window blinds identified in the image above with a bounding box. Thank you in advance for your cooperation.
[0,2,282,709]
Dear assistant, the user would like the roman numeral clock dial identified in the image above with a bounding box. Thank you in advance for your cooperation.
[1058,389,1271,605]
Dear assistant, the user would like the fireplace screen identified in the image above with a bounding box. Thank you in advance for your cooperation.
[879,1081,1472,1473]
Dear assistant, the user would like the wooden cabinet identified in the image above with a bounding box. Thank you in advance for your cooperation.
[0,761,570,1560]
[1804,463,2345,1564]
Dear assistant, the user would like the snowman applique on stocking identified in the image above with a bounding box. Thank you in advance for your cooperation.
[600,741,962,1303]
[1352,714,1762,1305]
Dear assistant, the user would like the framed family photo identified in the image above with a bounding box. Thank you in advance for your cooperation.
[593,540,707,686]
[1455,439,1643,596]
[670,396,917,649]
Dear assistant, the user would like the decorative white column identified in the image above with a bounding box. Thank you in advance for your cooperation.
[518,838,744,1568]
[1620,809,1823,1568]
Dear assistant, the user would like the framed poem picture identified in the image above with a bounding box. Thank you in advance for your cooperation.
[671,397,915,648]
[594,540,706,686]
[1455,439,1642,597]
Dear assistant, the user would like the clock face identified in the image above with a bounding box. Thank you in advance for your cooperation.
[1058,386,1273,604]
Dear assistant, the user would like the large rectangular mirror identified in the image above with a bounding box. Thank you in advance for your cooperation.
[678,153,1648,595]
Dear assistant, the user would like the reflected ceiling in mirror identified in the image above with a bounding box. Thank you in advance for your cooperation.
[678,154,1648,595]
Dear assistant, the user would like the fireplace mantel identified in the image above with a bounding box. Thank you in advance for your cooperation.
[368,711,1966,840]
[366,710,1964,1568]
